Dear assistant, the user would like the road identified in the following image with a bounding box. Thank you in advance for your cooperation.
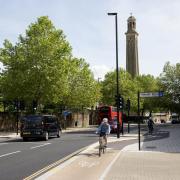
[34,123,180,180]
[0,130,99,180]
[0,123,177,180]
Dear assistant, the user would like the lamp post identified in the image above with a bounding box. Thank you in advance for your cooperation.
[107,12,120,138]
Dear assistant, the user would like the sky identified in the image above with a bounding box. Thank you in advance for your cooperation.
[0,0,180,80]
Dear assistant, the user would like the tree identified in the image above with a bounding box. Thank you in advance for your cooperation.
[101,69,161,113]
[101,69,138,112]
[159,62,180,113]
[135,74,161,112]
[0,16,101,112]
[0,16,72,108]
[62,58,101,108]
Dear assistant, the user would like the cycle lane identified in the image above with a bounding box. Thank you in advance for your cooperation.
[35,135,138,180]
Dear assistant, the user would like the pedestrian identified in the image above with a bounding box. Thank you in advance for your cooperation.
[148,117,154,134]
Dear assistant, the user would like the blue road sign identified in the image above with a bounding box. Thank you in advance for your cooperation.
[63,111,71,117]
[140,91,164,98]
[159,91,164,97]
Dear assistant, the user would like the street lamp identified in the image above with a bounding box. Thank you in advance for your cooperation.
[107,12,120,138]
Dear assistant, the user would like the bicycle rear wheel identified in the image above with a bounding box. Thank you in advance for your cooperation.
[103,147,106,154]
[99,147,102,157]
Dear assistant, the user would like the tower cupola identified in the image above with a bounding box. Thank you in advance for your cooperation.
[127,15,136,32]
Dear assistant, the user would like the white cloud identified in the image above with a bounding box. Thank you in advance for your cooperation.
[0,62,3,72]
[91,65,112,80]
[0,0,180,79]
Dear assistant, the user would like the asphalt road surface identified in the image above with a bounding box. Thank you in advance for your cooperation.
[0,130,99,180]
[0,123,175,180]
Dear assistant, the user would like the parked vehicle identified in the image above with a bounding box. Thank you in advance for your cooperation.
[171,114,180,124]
[20,115,61,141]
[171,119,180,124]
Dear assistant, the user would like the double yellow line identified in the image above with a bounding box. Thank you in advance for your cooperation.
[24,146,87,180]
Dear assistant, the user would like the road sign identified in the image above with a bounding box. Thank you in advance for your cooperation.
[140,91,164,98]
[63,111,71,117]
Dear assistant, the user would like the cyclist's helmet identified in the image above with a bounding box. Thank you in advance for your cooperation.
[103,118,108,123]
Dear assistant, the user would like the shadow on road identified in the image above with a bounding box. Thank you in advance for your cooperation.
[64,130,96,135]
[143,130,169,142]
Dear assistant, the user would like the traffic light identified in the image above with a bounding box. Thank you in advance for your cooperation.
[119,96,124,110]
[115,94,124,110]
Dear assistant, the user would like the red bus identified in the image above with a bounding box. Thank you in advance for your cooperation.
[97,106,123,132]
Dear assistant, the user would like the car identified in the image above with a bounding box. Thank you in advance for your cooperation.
[20,115,61,141]
[171,114,180,124]
[171,119,180,124]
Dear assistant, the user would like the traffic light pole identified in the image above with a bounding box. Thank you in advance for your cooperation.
[127,99,130,133]
[128,110,130,133]
[138,91,141,151]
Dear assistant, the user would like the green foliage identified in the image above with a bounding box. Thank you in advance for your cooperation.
[101,69,161,113]
[134,74,161,112]
[0,16,100,112]
[101,69,139,112]
[159,62,180,113]
[62,58,101,107]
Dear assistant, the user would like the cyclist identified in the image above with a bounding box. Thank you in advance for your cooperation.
[97,118,111,147]
[148,117,154,134]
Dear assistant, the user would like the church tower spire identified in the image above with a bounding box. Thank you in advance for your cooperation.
[125,15,139,77]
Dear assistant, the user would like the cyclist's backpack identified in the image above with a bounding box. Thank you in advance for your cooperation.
[100,123,108,133]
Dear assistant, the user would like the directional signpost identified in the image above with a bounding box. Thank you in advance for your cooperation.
[138,91,164,151]
[140,91,164,98]
[63,111,71,130]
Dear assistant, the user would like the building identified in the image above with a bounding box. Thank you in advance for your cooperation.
[152,112,171,123]
[125,15,139,77]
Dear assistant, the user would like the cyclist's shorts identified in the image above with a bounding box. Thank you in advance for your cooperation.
[100,132,106,137]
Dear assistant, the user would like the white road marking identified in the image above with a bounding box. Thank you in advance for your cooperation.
[99,150,122,180]
[0,143,8,146]
[78,160,99,168]
[35,156,79,180]
[30,143,51,149]
[0,151,21,158]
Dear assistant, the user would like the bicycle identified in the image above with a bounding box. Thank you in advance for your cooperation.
[148,124,154,135]
[99,133,107,157]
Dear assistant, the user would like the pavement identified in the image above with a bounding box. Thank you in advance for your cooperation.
[1,125,180,180]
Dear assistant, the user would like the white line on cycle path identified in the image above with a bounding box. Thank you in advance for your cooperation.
[0,151,21,158]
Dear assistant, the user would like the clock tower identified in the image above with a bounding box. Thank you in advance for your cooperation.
[125,15,139,77]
